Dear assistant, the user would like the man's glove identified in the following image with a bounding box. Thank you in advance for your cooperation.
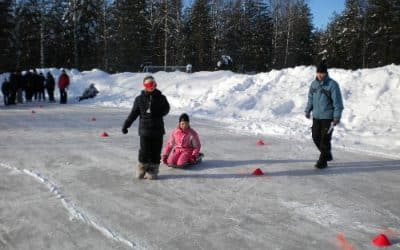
[162,155,168,164]
[305,112,311,119]
[122,127,128,134]
[332,119,340,125]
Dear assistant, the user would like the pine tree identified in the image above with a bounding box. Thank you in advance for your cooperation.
[110,0,149,72]
[288,0,313,66]
[341,0,364,68]
[46,1,72,68]
[62,0,104,69]
[320,13,348,68]
[0,0,14,71]
[365,0,399,67]
[270,0,313,69]
[241,0,273,71]
[12,0,43,69]
[218,0,242,71]
[189,0,214,70]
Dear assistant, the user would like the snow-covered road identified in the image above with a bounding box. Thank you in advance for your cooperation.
[1,103,399,249]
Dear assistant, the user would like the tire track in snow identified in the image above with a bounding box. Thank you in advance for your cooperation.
[0,162,143,249]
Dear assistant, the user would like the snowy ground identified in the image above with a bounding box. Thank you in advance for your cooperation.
[1,103,399,249]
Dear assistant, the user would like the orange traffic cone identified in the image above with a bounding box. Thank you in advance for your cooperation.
[101,132,109,137]
[252,168,264,176]
[372,234,391,247]
[256,139,265,146]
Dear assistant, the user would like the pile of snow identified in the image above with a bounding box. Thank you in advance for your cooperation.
[1,65,399,158]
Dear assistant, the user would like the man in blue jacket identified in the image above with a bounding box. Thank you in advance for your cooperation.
[305,62,344,169]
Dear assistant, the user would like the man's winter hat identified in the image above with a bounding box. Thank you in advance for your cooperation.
[316,62,328,73]
[179,113,190,123]
[143,75,156,90]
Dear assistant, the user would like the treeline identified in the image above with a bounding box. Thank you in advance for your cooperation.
[0,0,399,73]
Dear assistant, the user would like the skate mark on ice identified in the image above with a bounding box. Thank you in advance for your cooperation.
[0,162,141,249]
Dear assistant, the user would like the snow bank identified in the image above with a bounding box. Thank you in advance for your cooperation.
[1,65,399,158]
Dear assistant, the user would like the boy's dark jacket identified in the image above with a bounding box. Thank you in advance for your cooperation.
[123,89,170,136]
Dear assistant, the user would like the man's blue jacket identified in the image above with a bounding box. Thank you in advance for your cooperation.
[305,76,344,120]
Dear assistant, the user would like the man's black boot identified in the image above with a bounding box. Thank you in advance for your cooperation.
[326,152,333,161]
[315,160,328,169]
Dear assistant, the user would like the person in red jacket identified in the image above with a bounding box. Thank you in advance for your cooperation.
[58,69,70,104]
[162,113,202,168]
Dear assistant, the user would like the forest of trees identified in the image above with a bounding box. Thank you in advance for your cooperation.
[0,0,399,73]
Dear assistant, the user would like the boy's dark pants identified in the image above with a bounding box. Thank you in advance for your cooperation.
[312,119,333,162]
[139,136,163,164]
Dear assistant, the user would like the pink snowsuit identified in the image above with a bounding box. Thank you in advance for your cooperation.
[162,127,201,167]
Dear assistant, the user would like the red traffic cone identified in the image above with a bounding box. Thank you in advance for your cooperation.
[101,132,109,137]
[256,139,265,146]
[252,168,264,176]
[31,110,36,114]
[91,117,96,121]
[372,234,391,247]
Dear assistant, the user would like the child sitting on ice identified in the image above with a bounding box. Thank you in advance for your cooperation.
[162,113,202,167]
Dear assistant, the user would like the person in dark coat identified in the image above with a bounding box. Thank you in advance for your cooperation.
[58,69,70,104]
[14,70,24,103]
[45,72,56,102]
[122,75,170,180]
[305,62,344,169]
[1,77,11,105]
[7,72,18,105]
[37,72,46,101]
[32,69,40,101]
[24,71,34,102]
[78,83,99,101]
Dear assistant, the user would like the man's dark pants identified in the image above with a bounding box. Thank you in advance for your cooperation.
[312,119,333,162]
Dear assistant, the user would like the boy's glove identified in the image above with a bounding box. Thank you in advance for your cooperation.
[305,112,310,119]
[122,127,128,134]
[162,155,168,164]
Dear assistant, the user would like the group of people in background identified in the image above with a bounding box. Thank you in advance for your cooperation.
[1,69,70,105]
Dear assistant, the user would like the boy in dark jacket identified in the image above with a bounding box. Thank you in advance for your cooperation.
[122,76,170,180]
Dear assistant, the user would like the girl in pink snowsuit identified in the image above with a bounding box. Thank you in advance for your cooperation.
[162,113,201,167]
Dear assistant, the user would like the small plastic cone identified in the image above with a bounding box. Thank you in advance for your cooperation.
[101,132,109,137]
[257,139,265,145]
[252,168,264,176]
[372,234,391,247]
[31,110,36,114]
[91,117,96,121]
